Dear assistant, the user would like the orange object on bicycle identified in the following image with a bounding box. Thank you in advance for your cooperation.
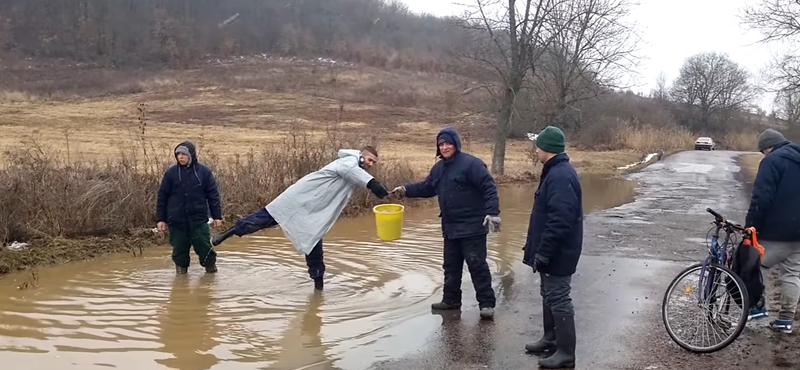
[743,227,764,259]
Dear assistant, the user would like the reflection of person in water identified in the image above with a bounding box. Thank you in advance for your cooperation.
[269,291,329,369]
[156,275,219,370]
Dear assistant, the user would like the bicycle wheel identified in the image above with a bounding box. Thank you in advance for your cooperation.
[662,262,749,353]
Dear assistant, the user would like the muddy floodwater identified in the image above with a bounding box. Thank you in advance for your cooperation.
[0,175,636,370]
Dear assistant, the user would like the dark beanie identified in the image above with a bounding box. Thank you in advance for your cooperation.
[438,132,456,146]
[758,128,786,152]
[535,126,566,154]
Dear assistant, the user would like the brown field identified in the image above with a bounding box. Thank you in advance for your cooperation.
[0,57,656,178]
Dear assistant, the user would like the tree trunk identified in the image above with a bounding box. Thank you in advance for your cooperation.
[491,88,515,175]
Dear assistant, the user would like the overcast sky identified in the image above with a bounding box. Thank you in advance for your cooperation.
[400,0,783,111]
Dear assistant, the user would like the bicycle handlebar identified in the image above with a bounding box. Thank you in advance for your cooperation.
[706,207,746,232]
[706,207,723,220]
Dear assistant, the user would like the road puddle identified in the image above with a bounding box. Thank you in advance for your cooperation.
[0,174,636,370]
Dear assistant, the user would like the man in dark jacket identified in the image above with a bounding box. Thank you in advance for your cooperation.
[156,141,223,274]
[391,126,501,320]
[745,128,800,333]
[522,126,582,369]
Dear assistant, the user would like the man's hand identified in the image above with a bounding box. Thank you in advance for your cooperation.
[391,186,406,197]
[483,215,501,232]
[212,219,223,228]
[157,221,167,232]
[532,253,549,273]
[367,179,389,199]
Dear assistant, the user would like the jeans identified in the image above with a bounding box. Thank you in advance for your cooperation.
[538,271,574,316]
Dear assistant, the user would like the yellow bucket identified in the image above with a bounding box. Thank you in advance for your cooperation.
[373,203,405,241]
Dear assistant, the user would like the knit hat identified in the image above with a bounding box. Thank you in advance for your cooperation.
[758,128,786,152]
[535,126,566,154]
[174,145,192,166]
[438,132,457,146]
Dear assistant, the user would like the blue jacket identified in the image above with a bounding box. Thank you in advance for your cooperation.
[404,126,500,239]
[745,141,800,241]
[156,141,223,230]
[523,153,583,276]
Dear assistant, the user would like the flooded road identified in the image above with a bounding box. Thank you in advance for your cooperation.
[0,175,636,370]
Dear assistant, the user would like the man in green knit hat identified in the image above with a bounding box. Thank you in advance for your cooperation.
[522,125,582,369]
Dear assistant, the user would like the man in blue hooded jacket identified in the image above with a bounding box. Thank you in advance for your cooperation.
[522,126,582,369]
[156,141,223,274]
[745,128,800,334]
[392,126,501,319]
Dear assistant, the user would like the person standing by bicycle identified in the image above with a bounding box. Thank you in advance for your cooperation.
[745,128,800,333]
[522,126,582,369]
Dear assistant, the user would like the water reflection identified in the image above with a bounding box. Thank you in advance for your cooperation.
[0,174,636,370]
[157,275,219,370]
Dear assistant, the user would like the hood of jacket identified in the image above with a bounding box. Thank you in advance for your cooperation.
[174,140,198,167]
[436,126,463,159]
[771,141,800,166]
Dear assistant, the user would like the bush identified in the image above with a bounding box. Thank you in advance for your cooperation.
[0,127,421,244]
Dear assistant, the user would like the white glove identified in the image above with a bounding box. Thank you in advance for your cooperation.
[391,186,406,197]
[483,215,501,232]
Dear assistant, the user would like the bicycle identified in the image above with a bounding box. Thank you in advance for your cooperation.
[661,207,759,353]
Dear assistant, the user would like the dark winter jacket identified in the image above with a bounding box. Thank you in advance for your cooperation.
[156,141,223,230]
[403,126,500,239]
[522,153,583,276]
[745,141,800,241]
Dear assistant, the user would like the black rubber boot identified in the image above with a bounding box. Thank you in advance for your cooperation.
[211,228,236,247]
[538,314,576,369]
[526,302,557,355]
[431,301,462,310]
[176,265,188,274]
[314,277,323,291]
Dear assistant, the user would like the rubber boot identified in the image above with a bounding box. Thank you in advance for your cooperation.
[211,227,236,247]
[538,314,576,369]
[176,265,188,274]
[314,277,324,291]
[525,302,557,355]
[205,264,217,273]
[431,301,462,310]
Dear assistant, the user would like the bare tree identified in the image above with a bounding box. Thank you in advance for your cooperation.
[774,88,800,130]
[740,1,800,92]
[456,0,573,175]
[533,0,642,132]
[650,71,669,101]
[740,0,800,43]
[670,51,758,132]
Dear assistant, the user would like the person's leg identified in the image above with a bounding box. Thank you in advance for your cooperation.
[758,240,795,322]
[539,273,576,369]
[305,239,325,290]
[462,234,496,318]
[211,208,279,246]
[169,226,192,274]
[190,223,217,273]
[525,270,557,355]
[432,237,464,310]
[769,241,800,333]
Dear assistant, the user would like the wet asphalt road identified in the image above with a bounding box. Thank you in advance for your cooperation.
[372,150,758,370]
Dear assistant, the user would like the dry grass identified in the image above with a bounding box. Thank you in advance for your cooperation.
[613,124,696,152]
[740,152,763,183]
[0,58,665,275]
[722,131,760,151]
